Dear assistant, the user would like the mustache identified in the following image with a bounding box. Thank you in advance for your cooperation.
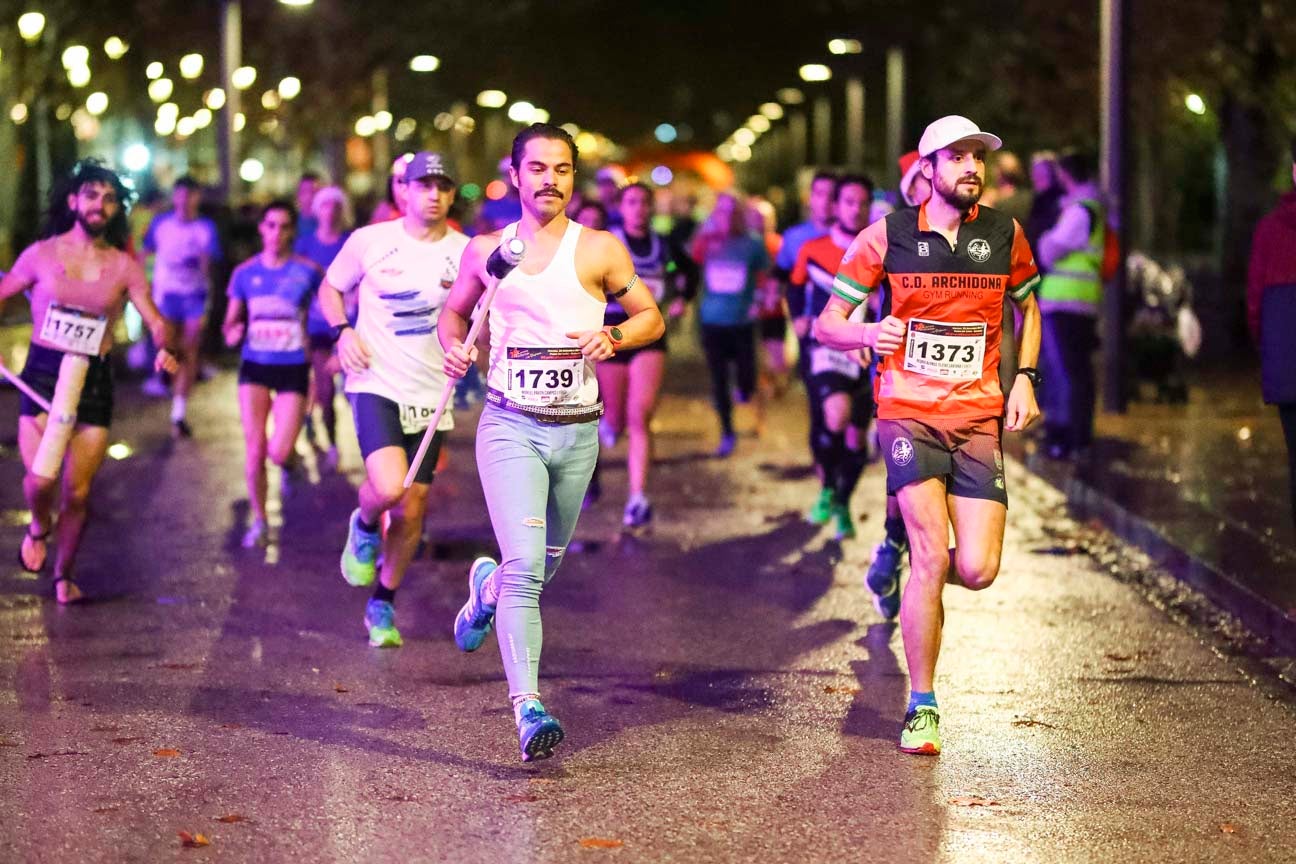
[535,187,563,199]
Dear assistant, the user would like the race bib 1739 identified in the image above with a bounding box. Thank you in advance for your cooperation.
[505,346,584,405]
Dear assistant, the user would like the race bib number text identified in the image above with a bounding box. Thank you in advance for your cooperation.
[506,346,585,405]
[399,403,436,435]
[40,304,107,356]
[247,318,305,353]
[903,318,986,381]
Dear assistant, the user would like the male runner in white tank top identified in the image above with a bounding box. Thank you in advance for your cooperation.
[440,123,664,761]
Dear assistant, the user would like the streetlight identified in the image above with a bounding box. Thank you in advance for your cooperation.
[1185,93,1206,115]
[355,116,376,137]
[104,37,128,60]
[799,64,831,82]
[17,12,46,43]
[122,143,151,173]
[67,65,91,88]
[239,158,265,182]
[231,66,256,89]
[507,101,536,123]
[179,53,204,79]
[759,102,784,120]
[146,62,164,80]
[85,92,108,116]
[733,128,756,147]
[373,110,393,131]
[278,76,301,100]
[148,78,173,102]
[655,123,677,143]
[477,89,507,108]
[747,115,771,133]
[828,38,862,55]
[777,87,805,104]
[61,45,90,69]
[205,88,226,110]
[409,55,439,72]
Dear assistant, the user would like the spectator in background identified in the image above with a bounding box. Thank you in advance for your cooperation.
[898,149,932,208]
[1025,151,1063,257]
[575,201,608,231]
[1036,151,1104,459]
[1246,141,1296,530]
[988,152,1032,224]
[669,191,699,249]
[296,172,322,238]
[594,166,625,229]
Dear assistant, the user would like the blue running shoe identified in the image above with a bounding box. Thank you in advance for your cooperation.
[364,598,402,648]
[866,537,906,620]
[517,699,564,762]
[341,509,380,587]
[454,557,498,652]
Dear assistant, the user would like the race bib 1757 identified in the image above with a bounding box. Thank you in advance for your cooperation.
[40,304,107,356]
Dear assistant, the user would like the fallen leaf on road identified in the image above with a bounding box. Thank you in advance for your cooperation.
[178,831,210,848]
[1011,718,1058,729]
[27,750,86,759]
[333,684,349,693]
[215,814,246,823]
[1220,823,1238,834]
[111,737,142,745]
[578,837,624,849]
[153,748,181,758]
[948,796,1000,807]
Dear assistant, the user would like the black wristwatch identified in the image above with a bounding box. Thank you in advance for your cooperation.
[330,323,352,341]
[1017,366,1043,389]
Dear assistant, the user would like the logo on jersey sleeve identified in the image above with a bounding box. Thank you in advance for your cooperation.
[917,241,930,257]
[967,238,991,263]
[890,437,915,467]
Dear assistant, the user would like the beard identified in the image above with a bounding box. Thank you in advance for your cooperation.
[934,173,983,211]
[76,211,107,237]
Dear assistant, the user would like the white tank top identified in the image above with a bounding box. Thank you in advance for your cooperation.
[487,219,606,408]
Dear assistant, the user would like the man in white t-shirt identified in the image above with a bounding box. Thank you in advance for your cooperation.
[318,151,469,648]
[140,176,220,437]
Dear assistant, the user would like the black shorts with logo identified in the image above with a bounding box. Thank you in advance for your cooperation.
[18,343,115,428]
[350,392,445,486]
[877,416,1007,505]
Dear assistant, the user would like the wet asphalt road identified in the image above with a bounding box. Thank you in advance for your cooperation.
[1,353,1294,863]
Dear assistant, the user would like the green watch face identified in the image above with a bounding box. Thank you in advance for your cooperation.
[609,327,624,342]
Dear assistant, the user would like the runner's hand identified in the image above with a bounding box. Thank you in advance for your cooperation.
[1004,375,1040,432]
[871,316,906,356]
[223,321,244,348]
[855,347,873,367]
[154,348,179,375]
[337,328,371,374]
[566,329,615,361]
[443,340,477,379]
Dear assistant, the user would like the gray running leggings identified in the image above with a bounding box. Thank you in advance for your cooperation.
[476,404,599,698]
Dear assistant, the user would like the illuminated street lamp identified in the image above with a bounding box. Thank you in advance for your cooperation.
[61,45,90,69]
[507,101,536,123]
[231,66,256,90]
[278,76,301,100]
[747,115,771,133]
[179,53,204,79]
[67,65,91,88]
[104,37,129,60]
[146,62,164,80]
[85,92,109,116]
[799,64,831,82]
[1185,93,1206,115]
[759,102,784,120]
[355,115,376,137]
[17,12,46,43]
[205,88,226,110]
[476,90,507,109]
[777,87,805,105]
[828,38,862,55]
[409,55,439,72]
[373,110,393,131]
[148,78,174,102]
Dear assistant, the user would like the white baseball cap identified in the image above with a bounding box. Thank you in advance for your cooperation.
[917,115,1003,158]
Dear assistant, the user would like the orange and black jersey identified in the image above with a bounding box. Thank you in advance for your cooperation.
[790,233,851,320]
[833,203,1039,420]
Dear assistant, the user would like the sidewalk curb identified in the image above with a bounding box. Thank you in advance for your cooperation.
[1021,451,1296,657]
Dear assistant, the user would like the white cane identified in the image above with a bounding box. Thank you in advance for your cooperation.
[402,237,526,489]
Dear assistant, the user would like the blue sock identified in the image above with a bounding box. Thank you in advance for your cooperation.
[907,691,937,713]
